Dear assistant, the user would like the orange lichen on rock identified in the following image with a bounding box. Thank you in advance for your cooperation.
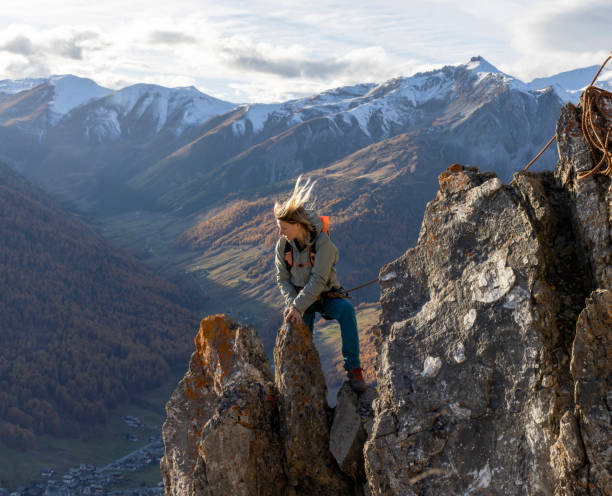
[184,384,196,400]
[438,170,471,194]
[194,314,237,388]
[447,163,466,172]
[163,315,288,495]
[438,164,479,194]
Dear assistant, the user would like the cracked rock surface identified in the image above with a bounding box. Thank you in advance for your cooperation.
[161,316,365,496]
[365,104,610,495]
[160,315,285,496]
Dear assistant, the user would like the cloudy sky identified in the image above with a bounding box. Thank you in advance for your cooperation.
[0,0,610,102]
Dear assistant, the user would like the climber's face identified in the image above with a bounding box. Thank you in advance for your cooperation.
[277,219,303,242]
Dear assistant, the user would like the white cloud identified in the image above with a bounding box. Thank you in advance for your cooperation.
[215,39,408,82]
[0,1,609,101]
[514,0,610,52]
[2,35,34,55]
[212,40,431,102]
[501,0,611,80]
[0,24,112,79]
[148,30,198,45]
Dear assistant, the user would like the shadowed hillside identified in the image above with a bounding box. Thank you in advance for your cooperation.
[0,163,203,446]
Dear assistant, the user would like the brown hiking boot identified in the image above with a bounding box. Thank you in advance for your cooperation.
[347,367,367,393]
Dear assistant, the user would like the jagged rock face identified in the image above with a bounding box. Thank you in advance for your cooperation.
[160,315,285,496]
[555,104,612,291]
[273,322,352,494]
[161,315,367,496]
[550,104,612,496]
[329,383,376,482]
[367,166,569,495]
[552,289,612,495]
[366,103,610,495]
[570,289,611,493]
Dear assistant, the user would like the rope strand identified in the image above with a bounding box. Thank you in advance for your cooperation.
[522,135,557,173]
[342,278,379,296]
[518,51,612,179]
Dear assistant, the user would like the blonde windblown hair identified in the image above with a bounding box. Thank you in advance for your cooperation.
[274,175,317,232]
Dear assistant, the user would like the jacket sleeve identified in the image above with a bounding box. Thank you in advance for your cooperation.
[275,238,298,308]
[292,234,338,313]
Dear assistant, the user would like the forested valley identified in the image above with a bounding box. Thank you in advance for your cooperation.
[0,163,203,448]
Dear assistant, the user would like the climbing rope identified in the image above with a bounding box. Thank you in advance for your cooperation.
[578,53,612,178]
[521,51,612,179]
[340,278,380,297]
[521,135,557,173]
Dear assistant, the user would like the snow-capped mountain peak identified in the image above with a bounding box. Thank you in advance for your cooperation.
[527,65,612,103]
[460,55,530,94]
[101,83,235,134]
[464,56,503,75]
[47,75,111,119]
[0,75,112,130]
[71,82,237,141]
[236,58,498,139]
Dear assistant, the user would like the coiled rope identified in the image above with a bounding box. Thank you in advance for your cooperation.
[578,54,612,178]
[522,51,612,179]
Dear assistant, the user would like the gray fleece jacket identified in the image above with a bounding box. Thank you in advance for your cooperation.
[274,211,341,313]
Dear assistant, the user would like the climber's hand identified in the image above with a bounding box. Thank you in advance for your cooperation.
[284,306,303,326]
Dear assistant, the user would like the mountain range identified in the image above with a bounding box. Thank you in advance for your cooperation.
[2,56,609,321]
[1,57,609,206]
[1,56,610,490]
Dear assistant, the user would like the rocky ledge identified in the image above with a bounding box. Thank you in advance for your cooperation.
[161,103,610,495]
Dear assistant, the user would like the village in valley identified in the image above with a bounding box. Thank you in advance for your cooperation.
[0,417,165,496]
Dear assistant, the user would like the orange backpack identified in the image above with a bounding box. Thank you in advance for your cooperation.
[284,216,329,269]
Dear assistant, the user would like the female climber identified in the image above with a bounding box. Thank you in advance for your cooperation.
[274,176,366,393]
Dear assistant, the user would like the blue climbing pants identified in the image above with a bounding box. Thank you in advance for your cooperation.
[302,297,361,371]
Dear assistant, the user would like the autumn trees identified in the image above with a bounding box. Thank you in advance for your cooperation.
[0,164,202,447]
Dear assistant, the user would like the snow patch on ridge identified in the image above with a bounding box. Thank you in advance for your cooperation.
[243,103,280,134]
[345,104,374,136]
[241,102,306,135]
[0,77,46,95]
[527,65,612,104]
[48,75,111,122]
[465,56,502,76]
[99,84,235,136]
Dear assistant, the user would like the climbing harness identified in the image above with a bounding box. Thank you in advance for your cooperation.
[521,51,612,178]
[283,214,379,297]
